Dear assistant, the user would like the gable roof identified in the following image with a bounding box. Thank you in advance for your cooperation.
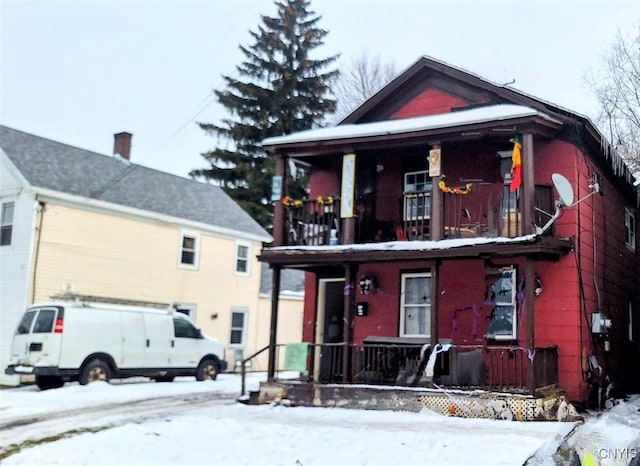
[338,55,633,185]
[0,125,272,242]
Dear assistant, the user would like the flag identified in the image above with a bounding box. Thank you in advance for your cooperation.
[509,135,522,192]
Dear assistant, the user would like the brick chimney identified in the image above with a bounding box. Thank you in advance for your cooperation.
[113,132,132,160]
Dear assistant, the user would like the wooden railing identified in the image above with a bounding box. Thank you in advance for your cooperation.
[284,197,340,246]
[289,342,558,395]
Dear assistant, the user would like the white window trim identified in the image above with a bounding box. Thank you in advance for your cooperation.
[234,241,251,276]
[399,271,431,338]
[1,200,16,247]
[178,230,200,270]
[403,170,431,222]
[487,267,518,341]
[624,207,636,251]
[229,308,248,348]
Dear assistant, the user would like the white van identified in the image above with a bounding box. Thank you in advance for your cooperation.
[5,301,228,390]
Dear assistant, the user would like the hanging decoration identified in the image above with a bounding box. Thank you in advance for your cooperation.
[437,175,473,195]
[315,195,335,205]
[509,135,523,192]
[281,196,304,208]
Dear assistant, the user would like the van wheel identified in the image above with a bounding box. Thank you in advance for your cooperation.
[35,376,65,390]
[80,359,112,385]
[196,358,218,381]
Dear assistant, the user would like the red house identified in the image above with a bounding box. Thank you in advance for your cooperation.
[256,56,639,416]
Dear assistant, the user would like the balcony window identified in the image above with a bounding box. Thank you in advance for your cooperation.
[403,171,432,221]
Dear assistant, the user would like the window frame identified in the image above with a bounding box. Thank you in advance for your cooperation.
[178,231,200,269]
[234,241,251,276]
[624,207,636,251]
[485,267,518,341]
[399,272,432,338]
[1,201,15,247]
[403,170,432,222]
[229,308,248,348]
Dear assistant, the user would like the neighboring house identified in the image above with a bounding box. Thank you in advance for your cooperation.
[257,56,639,409]
[0,126,279,386]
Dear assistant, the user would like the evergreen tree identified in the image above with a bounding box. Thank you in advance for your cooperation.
[191,0,339,228]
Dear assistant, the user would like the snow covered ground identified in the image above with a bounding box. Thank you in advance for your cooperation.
[1,373,638,466]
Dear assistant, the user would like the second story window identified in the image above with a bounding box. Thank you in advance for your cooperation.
[1,201,15,246]
[403,171,432,221]
[235,242,250,275]
[625,207,636,251]
[179,232,199,268]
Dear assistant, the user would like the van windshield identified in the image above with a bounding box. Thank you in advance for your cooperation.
[16,311,36,334]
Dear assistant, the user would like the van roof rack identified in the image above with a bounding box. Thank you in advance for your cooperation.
[49,292,172,310]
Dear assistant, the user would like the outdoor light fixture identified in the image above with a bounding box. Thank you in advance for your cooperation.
[359,275,374,294]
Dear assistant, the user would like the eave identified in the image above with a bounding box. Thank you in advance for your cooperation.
[258,235,573,271]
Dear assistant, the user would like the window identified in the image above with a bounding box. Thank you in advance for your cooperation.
[16,311,36,334]
[229,309,248,347]
[175,304,196,322]
[179,232,199,268]
[173,317,201,338]
[403,171,432,221]
[235,243,250,275]
[625,208,636,251]
[32,309,56,333]
[1,201,15,246]
[486,267,517,340]
[400,272,431,337]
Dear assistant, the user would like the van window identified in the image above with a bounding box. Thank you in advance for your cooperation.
[173,318,200,339]
[33,309,56,333]
[17,311,36,334]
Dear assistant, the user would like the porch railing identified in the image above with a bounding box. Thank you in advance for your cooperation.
[290,342,558,395]
[284,197,340,246]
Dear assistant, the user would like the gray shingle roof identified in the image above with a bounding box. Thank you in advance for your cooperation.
[1,126,271,241]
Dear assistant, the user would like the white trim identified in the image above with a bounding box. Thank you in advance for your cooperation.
[400,272,431,338]
[0,199,16,247]
[178,230,200,270]
[30,186,272,243]
[624,207,636,251]
[234,241,251,277]
[228,308,249,348]
[486,267,517,340]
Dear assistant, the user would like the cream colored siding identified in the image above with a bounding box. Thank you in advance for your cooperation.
[32,202,264,353]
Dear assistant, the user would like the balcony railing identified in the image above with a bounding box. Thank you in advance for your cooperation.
[280,184,530,246]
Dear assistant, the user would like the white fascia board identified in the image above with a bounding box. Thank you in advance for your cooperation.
[31,187,273,243]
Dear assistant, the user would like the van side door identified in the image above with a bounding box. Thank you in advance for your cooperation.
[120,311,145,368]
[143,313,172,368]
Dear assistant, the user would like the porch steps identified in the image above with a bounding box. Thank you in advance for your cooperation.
[253,380,582,422]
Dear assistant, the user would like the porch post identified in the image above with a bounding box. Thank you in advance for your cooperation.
[525,257,536,393]
[430,144,443,240]
[267,265,282,381]
[430,260,439,345]
[342,263,356,383]
[521,134,535,235]
[273,154,287,246]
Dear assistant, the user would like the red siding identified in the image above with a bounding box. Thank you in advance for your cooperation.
[391,89,469,119]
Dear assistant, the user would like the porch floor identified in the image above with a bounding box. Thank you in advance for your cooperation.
[254,379,581,422]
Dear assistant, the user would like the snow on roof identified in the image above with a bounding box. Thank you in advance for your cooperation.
[263,104,561,147]
[267,234,539,253]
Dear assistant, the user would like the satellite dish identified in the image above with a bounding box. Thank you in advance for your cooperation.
[551,173,574,207]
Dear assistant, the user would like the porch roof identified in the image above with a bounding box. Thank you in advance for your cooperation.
[262,104,562,152]
[258,234,573,269]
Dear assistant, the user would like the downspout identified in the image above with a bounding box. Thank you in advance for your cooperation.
[31,200,46,303]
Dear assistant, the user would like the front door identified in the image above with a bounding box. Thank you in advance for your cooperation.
[315,278,344,382]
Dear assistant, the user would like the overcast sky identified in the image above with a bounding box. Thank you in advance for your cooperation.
[1,0,638,178]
